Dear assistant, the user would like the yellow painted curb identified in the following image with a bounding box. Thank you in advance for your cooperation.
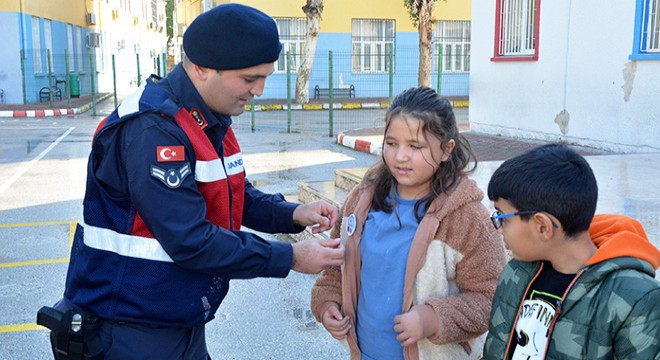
[302,103,323,110]
[453,100,469,108]
[341,103,362,109]
[244,105,252,111]
[260,104,283,111]
[380,102,390,109]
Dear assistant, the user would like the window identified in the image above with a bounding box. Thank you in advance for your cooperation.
[67,24,76,71]
[76,26,84,72]
[492,0,540,61]
[44,19,53,73]
[433,20,471,72]
[274,18,306,73]
[32,16,43,73]
[352,19,395,73]
[151,0,158,22]
[631,0,660,60]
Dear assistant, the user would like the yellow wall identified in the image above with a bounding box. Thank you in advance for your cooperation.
[178,0,471,32]
[2,0,87,26]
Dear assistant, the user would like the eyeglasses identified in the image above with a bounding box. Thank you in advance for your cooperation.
[490,210,559,230]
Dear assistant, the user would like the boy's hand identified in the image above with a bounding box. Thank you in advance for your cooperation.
[292,200,338,233]
[321,303,351,340]
[393,304,437,347]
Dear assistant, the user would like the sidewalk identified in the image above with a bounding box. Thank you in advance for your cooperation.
[0,93,113,118]
[337,126,614,162]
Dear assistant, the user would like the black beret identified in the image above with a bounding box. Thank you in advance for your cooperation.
[183,3,282,70]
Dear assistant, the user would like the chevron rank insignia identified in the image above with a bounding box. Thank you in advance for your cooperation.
[150,163,191,189]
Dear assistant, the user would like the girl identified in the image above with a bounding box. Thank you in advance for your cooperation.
[311,87,506,360]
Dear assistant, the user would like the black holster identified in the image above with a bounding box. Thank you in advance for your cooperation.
[37,306,104,360]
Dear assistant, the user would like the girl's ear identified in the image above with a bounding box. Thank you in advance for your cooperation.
[439,139,456,162]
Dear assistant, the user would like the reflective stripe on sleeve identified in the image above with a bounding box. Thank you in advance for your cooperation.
[195,159,227,182]
[83,224,174,262]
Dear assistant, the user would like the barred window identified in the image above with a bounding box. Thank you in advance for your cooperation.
[352,19,395,73]
[494,0,540,59]
[275,18,306,73]
[434,20,471,73]
[638,0,659,54]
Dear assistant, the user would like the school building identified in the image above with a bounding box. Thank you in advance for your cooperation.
[173,0,473,99]
[469,0,660,152]
[0,0,168,105]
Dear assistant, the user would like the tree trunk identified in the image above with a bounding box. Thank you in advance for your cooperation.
[417,0,434,87]
[295,0,323,103]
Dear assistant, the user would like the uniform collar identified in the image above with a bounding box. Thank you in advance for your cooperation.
[158,63,232,130]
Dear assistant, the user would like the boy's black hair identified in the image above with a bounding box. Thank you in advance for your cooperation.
[487,143,598,237]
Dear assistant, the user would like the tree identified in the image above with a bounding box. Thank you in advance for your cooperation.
[295,0,324,103]
[404,0,440,87]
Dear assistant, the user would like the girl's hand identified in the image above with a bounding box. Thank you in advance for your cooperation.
[321,303,351,340]
[393,304,437,347]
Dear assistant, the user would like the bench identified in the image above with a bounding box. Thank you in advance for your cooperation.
[39,86,62,102]
[314,84,355,99]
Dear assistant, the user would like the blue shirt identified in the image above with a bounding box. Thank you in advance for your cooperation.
[357,191,421,360]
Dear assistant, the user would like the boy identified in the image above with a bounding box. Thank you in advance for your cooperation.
[482,143,660,359]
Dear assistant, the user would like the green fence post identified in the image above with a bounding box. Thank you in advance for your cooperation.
[286,51,292,134]
[112,54,118,108]
[90,52,97,116]
[65,48,71,108]
[328,50,334,138]
[389,43,394,102]
[47,49,53,106]
[162,53,167,76]
[250,98,255,132]
[436,44,443,95]
[136,53,141,86]
[20,50,27,104]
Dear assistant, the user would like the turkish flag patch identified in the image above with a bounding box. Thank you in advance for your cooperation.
[157,146,185,162]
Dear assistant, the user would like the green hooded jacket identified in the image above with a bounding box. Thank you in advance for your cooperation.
[482,214,660,359]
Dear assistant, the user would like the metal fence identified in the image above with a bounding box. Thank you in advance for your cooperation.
[234,45,469,136]
[10,45,468,136]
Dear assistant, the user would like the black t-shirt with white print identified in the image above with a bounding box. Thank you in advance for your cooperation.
[508,262,575,360]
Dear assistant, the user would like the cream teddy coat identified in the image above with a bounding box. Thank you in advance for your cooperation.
[311,176,506,360]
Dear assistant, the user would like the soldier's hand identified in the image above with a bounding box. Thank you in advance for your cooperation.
[292,201,338,233]
[291,238,344,274]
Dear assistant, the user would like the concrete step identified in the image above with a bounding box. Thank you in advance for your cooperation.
[298,180,349,209]
[276,168,367,243]
[334,168,367,192]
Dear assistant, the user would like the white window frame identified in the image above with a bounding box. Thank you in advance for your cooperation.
[494,0,540,59]
[274,18,306,73]
[433,20,471,73]
[32,16,43,73]
[67,24,76,71]
[76,27,84,72]
[352,19,395,73]
[44,19,53,73]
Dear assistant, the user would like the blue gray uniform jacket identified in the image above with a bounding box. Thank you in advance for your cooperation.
[63,64,303,327]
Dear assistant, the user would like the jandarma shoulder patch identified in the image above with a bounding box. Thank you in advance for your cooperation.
[150,163,191,189]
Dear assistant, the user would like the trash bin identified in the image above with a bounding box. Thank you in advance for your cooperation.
[69,73,80,98]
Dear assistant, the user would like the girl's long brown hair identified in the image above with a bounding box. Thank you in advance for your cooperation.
[364,86,477,222]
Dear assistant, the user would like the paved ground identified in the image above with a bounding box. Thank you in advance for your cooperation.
[1,95,657,359]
